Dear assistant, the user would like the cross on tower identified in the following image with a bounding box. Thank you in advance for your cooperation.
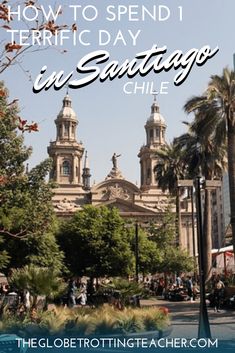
[152,90,158,102]
[65,84,69,95]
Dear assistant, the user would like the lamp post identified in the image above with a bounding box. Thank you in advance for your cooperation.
[135,221,139,283]
[178,178,221,338]
[190,186,196,274]
[195,177,211,339]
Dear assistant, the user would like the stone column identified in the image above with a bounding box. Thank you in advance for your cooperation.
[72,154,76,183]
[69,122,72,140]
[150,159,154,185]
[56,155,60,183]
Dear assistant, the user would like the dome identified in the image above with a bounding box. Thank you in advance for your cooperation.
[147,101,166,125]
[57,95,77,121]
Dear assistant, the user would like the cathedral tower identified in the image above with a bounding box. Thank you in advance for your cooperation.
[138,97,167,190]
[48,94,84,186]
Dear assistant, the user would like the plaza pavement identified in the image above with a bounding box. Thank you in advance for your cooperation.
[140,298,235,348]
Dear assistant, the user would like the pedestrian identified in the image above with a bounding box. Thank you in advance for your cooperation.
[77,283,87,306]
[67,279,77,308]
[186,276,194,302]
[192,282,199,301]
[176,274,182,287]
[213,277,225,312]
[23,288,31,310]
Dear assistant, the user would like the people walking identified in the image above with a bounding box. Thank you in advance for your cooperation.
[192,281,199,301]
[186,276,194,302]
[176,274,182,288]
[213,277,225,312]
[77,283,87,306]
[68,279,77,308]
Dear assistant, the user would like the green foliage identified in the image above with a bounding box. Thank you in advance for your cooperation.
[25,232,64,271]
[149,210,194,273]
[174,123,227,180]
[0,305,170,336]
[2,230,65,272]
[149,210,176,250]
[115,310,144,334]
[90,309,118,335]
[0,81,63,272]
[102,278,144,305]
[58,206,134,278]
[9,265,65,301]
[0,83,31,178]
[157,247,194,274]
[183,72,230,276]
[128,226,161,275]
[154,143,186,196]
[0,158,56,238]
[140,307,169,331]
[0,236,9,270]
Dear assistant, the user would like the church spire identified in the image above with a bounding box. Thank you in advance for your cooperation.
[47,94,84,186]
[145,96,166,147]
[55,94,78,142]
[82,151,91,190]
[138,98,167,190]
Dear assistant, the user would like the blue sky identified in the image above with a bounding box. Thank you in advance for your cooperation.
[1,0,235,184]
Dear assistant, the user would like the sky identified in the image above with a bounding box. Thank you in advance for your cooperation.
[1,0,235,185]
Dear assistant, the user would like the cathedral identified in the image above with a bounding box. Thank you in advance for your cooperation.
[47,94,195,255]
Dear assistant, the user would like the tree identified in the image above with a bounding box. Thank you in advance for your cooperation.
[0,0,71,75]
[154,143,186,246]
[149,209,194,275]
[0,81,64,272]
[2,231,64,273]
[129,225,161,277]
[0,1,73,133]
[9,264,65,309]
[175,122,227,279]
[57,206,134,279]
[184,68,235,253]
[0,236,9,270]
[0,82,56,239]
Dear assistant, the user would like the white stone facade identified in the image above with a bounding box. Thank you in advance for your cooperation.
[48,96,196,254]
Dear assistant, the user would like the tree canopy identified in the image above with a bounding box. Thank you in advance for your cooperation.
[149,209,194,274]
[184,68,235,256]
[0,81,63,272]
[58,205,193,279]
[58,206,134,278]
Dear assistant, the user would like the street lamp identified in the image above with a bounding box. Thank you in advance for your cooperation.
[135,221,139,283]
[178,178,221,338]
[190,186,197,274]
[195,177,211,339]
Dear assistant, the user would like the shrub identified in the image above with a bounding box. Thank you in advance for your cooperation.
[0,304,170,336]
[9,265,65,308]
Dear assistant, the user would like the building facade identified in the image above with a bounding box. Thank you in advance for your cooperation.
[48,95,197,254]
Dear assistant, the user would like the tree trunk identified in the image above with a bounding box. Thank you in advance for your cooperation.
[176,189,182,247]
[227,120,235,257]
[203,188,212,281]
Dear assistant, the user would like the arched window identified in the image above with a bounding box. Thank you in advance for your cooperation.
[62,161,70,176]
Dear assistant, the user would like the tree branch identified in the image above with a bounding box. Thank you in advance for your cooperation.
[0,228,28,238]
